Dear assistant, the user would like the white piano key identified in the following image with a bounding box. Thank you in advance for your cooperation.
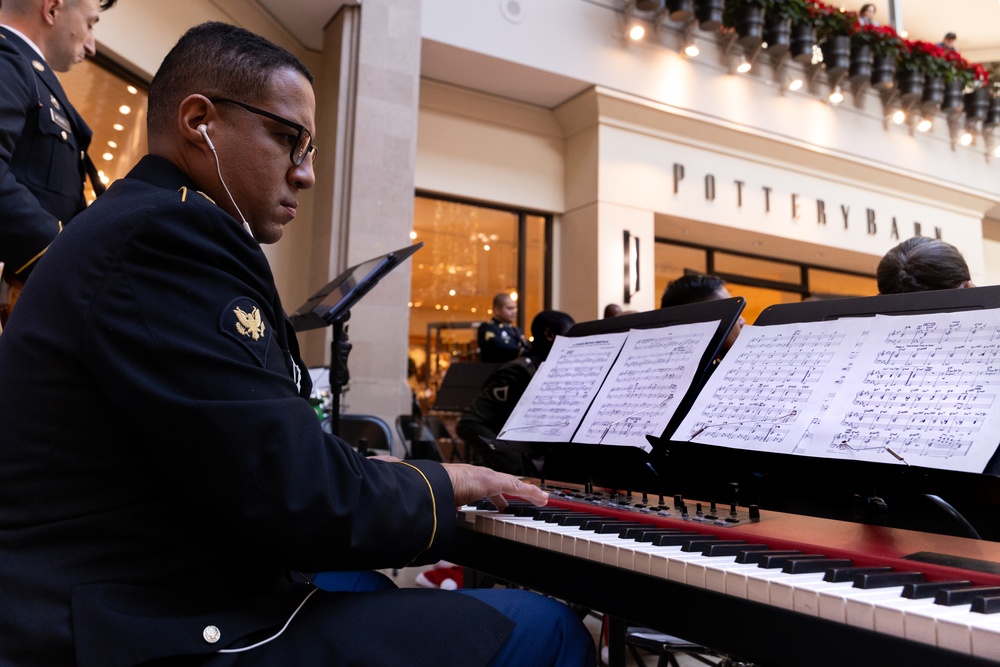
[969,613,1000,661]
[792,579,857,617]
[740,568,823,604]
[817,583,898,623]
[767,573,828,610]
[844,588,907,630]
[704,560,762,594]
[666,553,731,585]
[683,555,740,589]
[633,544,684,577]
[902,602,975,648]
[865,594,940,639]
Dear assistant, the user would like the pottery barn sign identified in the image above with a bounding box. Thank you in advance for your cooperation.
[671,163,941,242]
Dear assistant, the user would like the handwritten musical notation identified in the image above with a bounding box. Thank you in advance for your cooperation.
[678,309,1000,474]
[498,321,718,449]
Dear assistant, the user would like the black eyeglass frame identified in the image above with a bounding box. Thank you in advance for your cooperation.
[209,97,316,166]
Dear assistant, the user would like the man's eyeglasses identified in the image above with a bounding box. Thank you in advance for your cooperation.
[209,97,316,166]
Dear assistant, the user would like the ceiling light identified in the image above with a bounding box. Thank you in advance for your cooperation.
[829,85,843,104]
[684,42,700,57]
[892,109,906,124]
[736,55,751,74]
[118,105,131,115]
[628,22,645,40]
[916,117,932,132]
[994,145,1000,158]
[788,78,803,91]
[959,131,973,146]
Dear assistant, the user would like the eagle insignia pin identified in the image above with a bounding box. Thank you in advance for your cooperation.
[32,59,45,72]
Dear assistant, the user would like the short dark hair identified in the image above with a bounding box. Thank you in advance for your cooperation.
[528,310,575,360]
[147,22,313,137]
[860,3,875,13]
[660,274,727,308]
[876,237,971,294]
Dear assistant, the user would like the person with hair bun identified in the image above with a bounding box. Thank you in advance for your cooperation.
[876,236,974,295]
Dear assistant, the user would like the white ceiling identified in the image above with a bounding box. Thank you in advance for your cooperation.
[258,0,1000,100]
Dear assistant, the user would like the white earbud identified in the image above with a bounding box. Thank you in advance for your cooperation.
[197,124,216,152]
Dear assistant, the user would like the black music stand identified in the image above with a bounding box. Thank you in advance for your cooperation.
[492,297,746,493]
[652,285,1000,541]
[290,242,423,441]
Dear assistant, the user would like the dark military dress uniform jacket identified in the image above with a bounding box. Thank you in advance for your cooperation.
[477,317,528,363]
[0,156,512,666]
[0,26,92,279]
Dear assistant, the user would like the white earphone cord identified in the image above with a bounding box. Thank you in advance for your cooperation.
[217,588,318,653]
[205,135,254,238]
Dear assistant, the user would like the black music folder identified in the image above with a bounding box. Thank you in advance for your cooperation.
[290,242,423,332]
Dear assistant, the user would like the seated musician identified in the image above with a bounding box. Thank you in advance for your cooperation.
[0,22,595,666]
[876,236,975,294]
[660,273,745,354]
[458,310,575,475]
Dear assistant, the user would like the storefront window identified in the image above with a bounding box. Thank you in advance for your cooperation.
[57,55,148,198]
[655,239,877,323]
[409,195,548,410]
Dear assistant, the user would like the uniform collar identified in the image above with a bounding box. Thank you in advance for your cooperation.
[0,24,46,61]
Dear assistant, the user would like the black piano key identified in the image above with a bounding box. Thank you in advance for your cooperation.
[972,595,1000,614]
[936,586,1000,606]
[620,527,689,541]
[505,504,545,517]
[542,512,589,523]
[580,518,646,532]
[823,566,893,583]
[702,543,770,557]
[556,514,608,526]
[735,550,803,565]
[758,553,827,569]
[901,580,974,599]
[594,522,653,534]
[782,558,853,575]
[681,535,736,553]
[681,539,743,553]
[853,571,925,589]
[649,532,711,547]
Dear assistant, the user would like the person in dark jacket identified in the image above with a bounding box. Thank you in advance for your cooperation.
[0,21,594,667]
[0,0,116,289]
[459,310,575,475]
[478,292,530,362]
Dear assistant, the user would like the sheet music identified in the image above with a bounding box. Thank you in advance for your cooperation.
[572,321,718,451]
[678,308,1000,474]
[498,332,628,442]
[676,318,871,453]
[806,310,1000,473]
